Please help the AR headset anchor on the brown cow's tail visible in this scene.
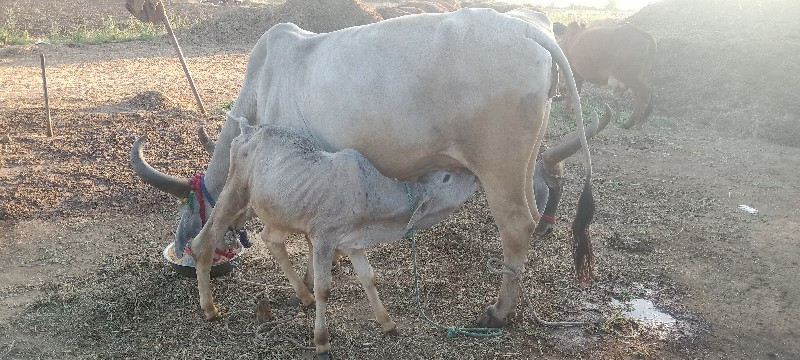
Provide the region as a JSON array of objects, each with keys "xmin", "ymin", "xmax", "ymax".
[{"xmin": 643, "ymin": 30, "xmax": 657, "ymax": 120}]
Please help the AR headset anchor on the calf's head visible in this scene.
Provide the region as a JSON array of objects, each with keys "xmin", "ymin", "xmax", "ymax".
[{"xmin": 406, "ymin": 169, "xmax": 479, "ymax": 231}]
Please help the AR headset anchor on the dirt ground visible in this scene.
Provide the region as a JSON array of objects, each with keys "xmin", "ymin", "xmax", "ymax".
[{"xmin": 1, "ymin": 0, "xmax": 798, "ymax": 359}]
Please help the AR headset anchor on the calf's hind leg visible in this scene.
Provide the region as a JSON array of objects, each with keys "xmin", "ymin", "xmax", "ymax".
[
  {"xmin": 347, "ymin": 248, "xmax": 397, "ymax": 334},
  {"xmin": 263, "ymin": 229, "xmax": 315, "ymax": 307},
  {"xmin": 311, "ymin": 237, "xmax": 337, "ymax": 358}
]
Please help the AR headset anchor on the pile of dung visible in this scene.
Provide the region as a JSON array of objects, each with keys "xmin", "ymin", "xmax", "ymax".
[{"xmin": 115, "ymin": 91, "xmax": 178, "ymax": 112}]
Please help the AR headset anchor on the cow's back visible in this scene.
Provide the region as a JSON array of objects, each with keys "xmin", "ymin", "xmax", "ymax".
[
  {"xmin": 564, "ymin": 23, "xmax": 655, "ymax": 84},
  {"xmin": 230, "ymin": 8, "xmax": 558, "ymax": 180}
]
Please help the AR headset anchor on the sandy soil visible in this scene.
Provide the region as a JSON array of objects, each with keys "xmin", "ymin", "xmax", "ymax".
[{"xmin": 1, "ymin": 0, "xmax": 798, "ymax": 359}]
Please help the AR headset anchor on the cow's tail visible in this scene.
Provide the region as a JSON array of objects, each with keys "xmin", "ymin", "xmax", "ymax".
[{"xmin": 525, "ymin": 26, "xmax": 594, "ymax": 285}]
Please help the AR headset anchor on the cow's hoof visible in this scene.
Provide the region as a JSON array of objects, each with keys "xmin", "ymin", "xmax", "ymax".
[
  {"xmin": 384, "ymin": 327, "xmax": 400, "ymax": 337},
  {"xmin": 315, "ymin": 351, "xmax": 333, "ymax": 360},
  {"xmin": 476, "ymin": 306, "xmax": 507, "ymax": 328}
]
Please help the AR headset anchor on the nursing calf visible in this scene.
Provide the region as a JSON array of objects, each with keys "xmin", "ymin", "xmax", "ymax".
[{"xmin": 188, "ymin": 119, "xmax": 478, "ymax": 357}]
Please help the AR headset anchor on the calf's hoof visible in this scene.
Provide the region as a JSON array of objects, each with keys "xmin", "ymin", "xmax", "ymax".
[
  {"xmin": 287, "ymin": 294, "xmax": 315, "ymax": 308},
  {"xmin": 381, "ymin": 321, "xmax": 399, "ymax": 336},
  {"xmin": 287, "ymin": 295, "xmax": 301, "ymax": 307},
  {"xmin": 315, "ymin": 351, "xmax": 333, "ymax": 360},
  {"xmin": 476, "ymin": 306, "xmax": 507, "ymax": 328}
]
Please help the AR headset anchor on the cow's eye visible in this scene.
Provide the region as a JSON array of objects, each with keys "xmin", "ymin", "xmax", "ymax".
[{"xmin": 442, "ymin": 174, "xmax": 451, "ymax": 183}]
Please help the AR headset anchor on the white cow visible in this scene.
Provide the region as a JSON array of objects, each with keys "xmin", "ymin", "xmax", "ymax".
[{"xmin": 132, "ymin": 8, "xmax": 593, "ymax": 358}]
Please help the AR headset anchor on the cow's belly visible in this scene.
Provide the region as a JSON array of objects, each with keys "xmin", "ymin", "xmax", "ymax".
[{"xmin": 310, "ymin": 118, "xmax": 464, "ymax": 180}]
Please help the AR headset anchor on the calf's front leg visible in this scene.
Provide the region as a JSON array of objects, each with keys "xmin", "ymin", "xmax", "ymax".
[{"xmin": 192, "ymin": 226, "xmax": 220, "ymax": 320}]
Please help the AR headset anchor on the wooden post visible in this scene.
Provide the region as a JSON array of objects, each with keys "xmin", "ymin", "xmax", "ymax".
[
  {"xmin": 160, "ymin": 3, "xmax": 206, "ymax": 115},
  {"xmin": 125, "ymin": 0, "xmax": 206, "ymax": 115},
  {"xmin": 40, "ymin": 53, "xmax": 54, "ymax": 137}
]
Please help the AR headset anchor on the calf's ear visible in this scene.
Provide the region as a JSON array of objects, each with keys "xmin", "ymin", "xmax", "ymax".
[{"xmin": 405, "ymin": 195, "xmax": 434, "ymax": 231}]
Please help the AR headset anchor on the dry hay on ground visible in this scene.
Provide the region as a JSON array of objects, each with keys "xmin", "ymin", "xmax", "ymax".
[
  {"xmin": 178, "ymin": 0, "xmax": 383, "ymax": 49},
  {"xmin": 0, "ymin": 105, "xmax": 208, "ymax": 220},
  {"xmin": 271, "ymin": 0, "xmax": 383, "ymax": 33},
  {"xmin": 376, "ymin": 0, "xmax": 460, "ymax": 19},
  {"xmin": 459, "ymin": 1, "xmax": 541, "ymax": 13}
]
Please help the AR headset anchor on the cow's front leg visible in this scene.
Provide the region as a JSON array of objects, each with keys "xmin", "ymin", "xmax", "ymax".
[
  {"xmin": 347, "ymin": 249, "xmax": 397, "ymax": 334},
  {"xmin": 311, "ymin": 238, "xmax": 336, "ymax": 359}
]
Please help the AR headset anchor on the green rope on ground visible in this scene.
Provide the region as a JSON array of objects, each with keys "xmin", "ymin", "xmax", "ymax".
[{"xmin": 403, "ymin": 182, "xmax": 503, "ymax": 338}]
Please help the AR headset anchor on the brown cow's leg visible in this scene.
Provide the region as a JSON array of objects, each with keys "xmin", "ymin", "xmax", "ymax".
[
  {"xmin": 348, "ymin": 249, "xmax": 397, "ymax": 334},
  {"xmin": 264, "ymin": 230, "xmax": 315, "ymax": 307},
  {"xmin": 622, "ymin": 79, "xmax": 652, "ymax": 129}
]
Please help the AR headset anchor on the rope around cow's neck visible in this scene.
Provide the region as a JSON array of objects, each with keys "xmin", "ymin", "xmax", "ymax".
[{"xmin": 402, "ymin": 182, "xmax": 591, "ymax": 340}]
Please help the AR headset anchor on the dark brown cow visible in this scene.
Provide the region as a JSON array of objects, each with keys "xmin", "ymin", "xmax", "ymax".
[{"xmin": 556, "ymin": 22, "xmax": 656, "ymax": 129}]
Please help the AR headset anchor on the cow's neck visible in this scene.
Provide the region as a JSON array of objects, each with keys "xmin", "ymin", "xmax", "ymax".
[{"xmin": 203, "ymin": 119, "xmax": 242, "ymax": 199}]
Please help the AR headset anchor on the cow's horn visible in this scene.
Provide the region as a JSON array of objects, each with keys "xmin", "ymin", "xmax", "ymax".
[
  {"xmin": 131, "ymin": 135, "xmax": 192, "ymax": 198},
  {"xmin": 543, "ymin": 104, "xmax": 612, "ymax": 164},
  {"xmin": 198, "ymin": 125, "xmax": 215, "ymax": 155}
]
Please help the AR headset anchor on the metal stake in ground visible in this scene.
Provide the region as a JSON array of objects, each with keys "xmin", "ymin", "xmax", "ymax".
[
  {"xmin": 40, "ymin": 53, "xmax": 54, "ymax": 137},
  {"xmin": 125, "ymin": 0, "xmax": 207, "ymax": 114}
]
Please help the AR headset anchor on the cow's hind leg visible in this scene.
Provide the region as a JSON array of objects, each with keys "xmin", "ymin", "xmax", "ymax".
[
  {"xmin": 263, "ymin": 230, "xmax": 315, "ymax": 307},
  {"xmin": 311, "ymin": 237, "xmax": 337, "ymax": 359},
  {"xmin": 347, "ymin": 248, "xmax": 397, "ymax": 334},
  {"xmin": 476, "ymin": 169, "xmax": 537, "ymax": 327},
  {"xmin": 621, "ymin": 78, "xmax": 652, "ymax": 129}
]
